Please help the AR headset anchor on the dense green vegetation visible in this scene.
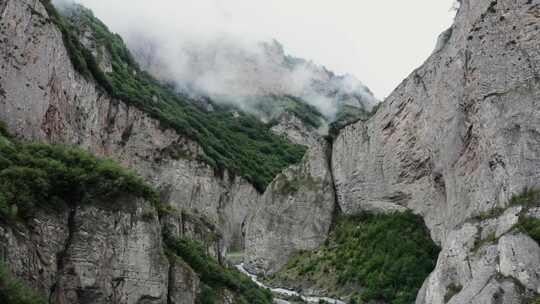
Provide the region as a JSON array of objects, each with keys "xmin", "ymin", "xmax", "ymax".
[
  {"xmin": 471, "ymin": 188, "xmax": 540, "ymax": 253},
  {"xmin": 163, "ymin": 228, "xmax": 272, "ymax": 304},
  {"xmin": 40, "ymin": 1, "xmax": 308, "ymax": 192},
  {"xmin": 0, "ymin": 133, "xmax": 157, "ymax": 220},
  {"xmin": 518, "ymin": 216, "xmax": 540, "ymax": 244},
  {"xmin": 0, "ymin": 263, "xmax": 46, "ymax": 304},
  {"xmin": 267, "ymin": 212, "xmax": 440, "ymax": 304},
  {"xmin": 39, "ymin": 0, "xmax": 111, "ymax": 88},
  {"xmin": 0, "ymin": 122, "xmax": 11, "ymax": 139},
  {"xmin": 510, "ymin": 188, "xmax": 540, "ymax": 245}
]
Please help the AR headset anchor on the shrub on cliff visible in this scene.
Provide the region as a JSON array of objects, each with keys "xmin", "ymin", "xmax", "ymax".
[
  {"xmin": 0, "ymin": 263, "xmax": 46, "ymax": 304},
  {"xmin": 0, "ymin": 137, "xmax": 158, "ymax": 220}
]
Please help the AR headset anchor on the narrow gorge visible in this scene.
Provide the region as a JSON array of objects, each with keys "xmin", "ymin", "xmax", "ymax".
[{"xmin": 1, "ymin": 0, "xmax": 540, "ymax": 303}]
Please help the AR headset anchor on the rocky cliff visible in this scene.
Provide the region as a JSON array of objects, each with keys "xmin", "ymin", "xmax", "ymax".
[
  {"xmin": 244, "ymin": 114, "xmax": 336, "ymax": 275},
  {"xmin": 333, "ymin": 0, "xmax": 540, "ymax": 302},
  {"xmin": 0, "ymin": 0, "xmax": 336, "ymax": 301}
]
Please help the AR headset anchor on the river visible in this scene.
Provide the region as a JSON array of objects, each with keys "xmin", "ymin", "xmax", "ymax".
[{"xmin": 235, "ymin": 264, "xmax": 347, "ymax": 304}]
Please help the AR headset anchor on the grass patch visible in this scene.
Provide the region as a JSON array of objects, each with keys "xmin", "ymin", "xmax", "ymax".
[
  {"xmin": 163, "ymin": 228, "xmax": 272, "ymax": 304},
  {"xmin": 41, "ymin": 2, "xmax": 308, "ymax": 192},
  {"xmin": 276, "ymin": 294, "xmax": 305, "ymax": 303},
  {"xmin": 0, "ymin": 135, "xmax": 158, "ymax": 220},
  {"xmin": 272, "ymin": 168, "xmax": 321, "ymax": 197},
  {"xmin": 466, "ymin": 188, "xmax": 540, "ymax": 254},
  {"xmin": 472, "ymin": 232, "xmax": 499, "ymax": 253},
  {"xmin": 507, "ymin": 189, "xmax": 540, "ymax": 245},
  {"xmin": 516, "ymin": 216, "xmax": 540, "ymax": 244},
  {"xmin": 510, "ymin": 188, "xmax": 540, "ymax": 209},
  {"xmin": 529, "ymin": 294, "xmax": 540, "ymax": 304},
  {"xmin": 246, "ymin": 95, "xmax": 324, "ymax": 129},
  {"xmin": 471, "ymin": 188, "xmax": 540, "ymax": 222},
  {"xmin": 472, "ymin": 207, "xmax": 506, "ymax": 221},
  {"xmin": 268, "ymin": 212, "xmax": 440, "ymax": 304},
  {"xmin": 0, "ymin": 262, "xmax": 46, "ymax": 304},
  {"xmin": 444, "ymin": 283, "xmax": 463, "ymax": 303}
]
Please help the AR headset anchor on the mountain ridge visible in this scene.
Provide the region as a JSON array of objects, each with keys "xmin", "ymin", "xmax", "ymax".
[{"xmin": 1, "ymin": 0, "xmax": 540, "ymax": 303}]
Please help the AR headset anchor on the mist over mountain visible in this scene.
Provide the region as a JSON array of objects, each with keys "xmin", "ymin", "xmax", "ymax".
[{"xmin": 54, "ymin": 0, "xmax": 377, "ymax": 122}]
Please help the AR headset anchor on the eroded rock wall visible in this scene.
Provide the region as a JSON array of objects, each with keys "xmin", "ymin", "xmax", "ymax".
[
  {"xmin": 0, "ymin": 0, "xmax": 258, "ymax": 257},
  {"xmin": 244, "ymin": 114, "xmax": 336, "ymax": 274},
  {"xmin": 0, "ymin": 0, "xmax": 335, "ymax": 288},
  {"xmin": 333, "ymin": 0, "xmax": 540, "ymax": 302},
  {"xmin": 0, "ymin": 197, "xmax": 172, "ymax": 304}
]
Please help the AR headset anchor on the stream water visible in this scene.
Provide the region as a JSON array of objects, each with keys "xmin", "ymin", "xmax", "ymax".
[{"xmin": 235, "ymin": 263, "xmax": 347, "ymax": 304}]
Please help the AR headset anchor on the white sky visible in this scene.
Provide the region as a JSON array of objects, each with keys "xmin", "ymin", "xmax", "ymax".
[{"xmin": 75, "ymin": 0, "xmax": 457, "ymax": 99}]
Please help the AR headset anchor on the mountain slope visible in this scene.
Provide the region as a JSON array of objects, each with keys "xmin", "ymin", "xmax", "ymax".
[
  {"xmin": 0, "ymin": 0, "xmax": 338, "ymax": 295},
  {"xmin": 43, "ymin": 1, "xmax": 309, "ymax": 192}
]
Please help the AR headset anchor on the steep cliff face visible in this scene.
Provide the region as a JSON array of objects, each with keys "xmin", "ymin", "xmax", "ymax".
[
  {"xmin": 0, "ymin": 0, "xmax": 334, "ymax": 285},
  {"xmin": 244, "ymin": 114, "xmax": 336, "ymax": 274},
  {"xmin": 48, "ymin": 198, "xmax": 169, "ymax": 304},
  {"xmin": 333, "ymin": 0, "xmax": 540, "ymax": 243},
  {"xmin": 333, "ymin": 0, "xmax": 540, "ymax": 302},
  {"xmin": 0, "ymin": 0, "xmax": 258, "ymax": 257}
]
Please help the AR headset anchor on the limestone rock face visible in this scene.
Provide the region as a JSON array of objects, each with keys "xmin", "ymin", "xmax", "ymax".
[
  {"xmin": 0, "ymin": 197, "xmax": 169, "ymax": 304},
  {"xmin": 415, "ymin": 210, "xmax": 540, "ymax": 304},
  {"xmin": 333, "ymin": 0, "xmax": 540, "ymax": 302},
  {"xmin": 333, "ymin": 0, "xmax": 540, "ymax": 243},
  {"xmin": 0, "ymin": 0, "xmax": 332, "ymax": 292},
  {"xmin": 498, "ymin": 233, "xmax": 540, "ymax": 293},
  {"xmin": 0, "ymin": 0, "xmax": 258, "ymax": 301},
  {"xmin": 0, "ymin": 0, "xmax": 258, "ymax": 258},
  {"xmin": 168, "ymin": 260, "xmax": 199, "ymax": 304},
  {"xmin": 244, "ymin": 114, "xmax": 336, "ymax": 274},
  {"xmin": 50, "ymin": 197, "xmax": 169, "ymax": 304}
]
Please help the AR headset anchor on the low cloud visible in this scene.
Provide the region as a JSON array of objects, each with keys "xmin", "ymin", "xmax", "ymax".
[{"xmin": 53, "ymin": 0, "xmax": 378, "ymax": 120}]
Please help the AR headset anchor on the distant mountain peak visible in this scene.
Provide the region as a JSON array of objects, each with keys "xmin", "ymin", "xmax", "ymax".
[{"xmin": 127, "ymin": 31, "xmax": 378, "ymax": 121}]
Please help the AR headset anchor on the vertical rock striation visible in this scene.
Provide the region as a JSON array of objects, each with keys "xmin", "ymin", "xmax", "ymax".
[
  {"xmin": 0, "ymin": 0, "xmax": 259, "ymax": 258},
  {"xmin": 332, "ymin": 0, "xmax": 540, "ymax": 302},
  {"xmin": 244, "ymin": 114, "xmax": 336, "ymax": 274},
  {"xmin": 0, "ymin": 0, "xmax": 335, "ymax": 297}
]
